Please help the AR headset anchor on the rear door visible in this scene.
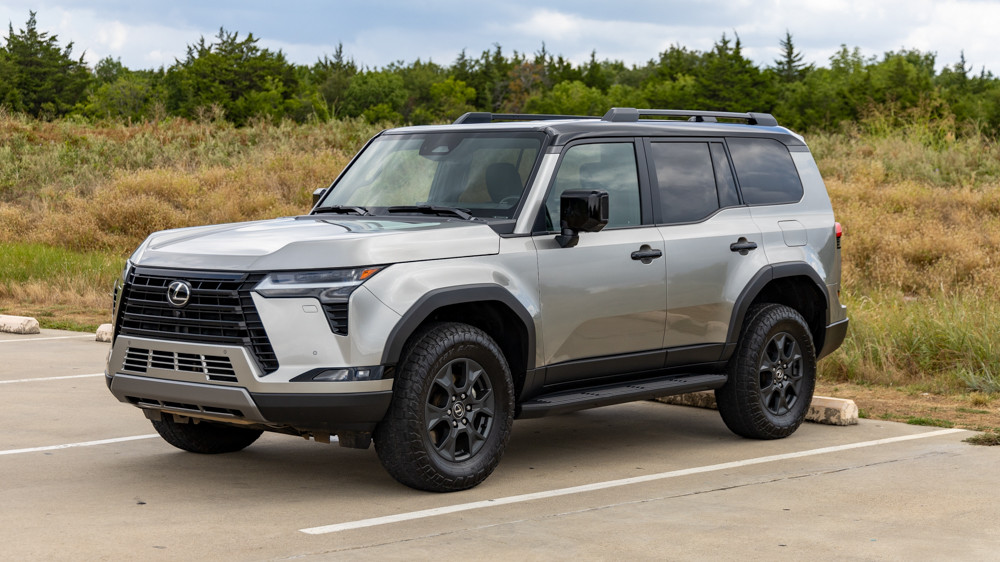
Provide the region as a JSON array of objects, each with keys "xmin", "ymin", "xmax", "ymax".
[{"xmin": 646, "ymin": 139, "xmax": 769, "ymax": 365}]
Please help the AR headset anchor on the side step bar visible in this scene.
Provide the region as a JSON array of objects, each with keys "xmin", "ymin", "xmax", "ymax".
[{"xmin": 517, "ymin": 373, "xmax": 727, "ymax": 419}]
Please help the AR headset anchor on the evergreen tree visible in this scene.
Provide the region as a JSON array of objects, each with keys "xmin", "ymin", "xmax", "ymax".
[
  {"xmin": 311, "ymin": 43, "xmax": 357, "ymax": 115},
  {"xmin": 773, "ymin": 31, "xmax": 812, "ymax": 82},
  {"xmin": 164, "ymin": 28, "xmax": 301, "ymax": 125},
  {"xmin": 0, "ymin": 11, "xmax": 91, "ymax": 117},
  {"xmin": 696, "ymin": 33, "xmax": 772, "ymax": 111}
]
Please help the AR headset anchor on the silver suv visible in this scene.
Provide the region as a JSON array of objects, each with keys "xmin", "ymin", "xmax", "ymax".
[{"xmin": 106, "ymin": 108, "xmax": 848, "ymax": 492}]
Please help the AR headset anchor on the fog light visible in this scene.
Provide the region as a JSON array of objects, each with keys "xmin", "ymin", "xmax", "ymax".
[
  {"xmin": 292, "ymin": 366, "xmax": 384, "ymax": 382},
  {"xmin": 313, "ymin": 369, "xmax": 352, "ymax": 382}
]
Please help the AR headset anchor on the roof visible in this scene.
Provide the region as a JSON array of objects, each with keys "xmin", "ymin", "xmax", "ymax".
[{"xmin": 383, "ymin": 108, "xmax": 807, "ymax": 147}]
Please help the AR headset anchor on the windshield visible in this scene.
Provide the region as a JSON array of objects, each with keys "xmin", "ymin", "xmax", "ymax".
[{"xmin": 318, "ymin": 131, "xmax": 545, "ymax": 219}]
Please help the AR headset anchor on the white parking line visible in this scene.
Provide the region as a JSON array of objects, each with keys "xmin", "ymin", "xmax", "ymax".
[
  {"xmin": 300, "ymin": 428, "xmax": 966, "ymax": 535},
  {"xmin": 0, "ymin": 373, "xmax": 104, "ymax": 384},
  {"xmin": 0, "ymin": 335, "xmax": 95, "ymax": 343},
  {"xmin": 0, "ymin": 434, "xmax": 159, "ymax": 456}
]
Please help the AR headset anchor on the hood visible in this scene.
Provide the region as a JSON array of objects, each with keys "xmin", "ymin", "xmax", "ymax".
[{"xmin": 132, "ymin": 216, "xmax": 501, "ymax": 271}]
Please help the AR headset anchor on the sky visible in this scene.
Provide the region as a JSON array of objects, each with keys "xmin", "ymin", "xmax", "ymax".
[{"xmin": 1, "ymin": 0, "xmax": 998, "ymax": 76}]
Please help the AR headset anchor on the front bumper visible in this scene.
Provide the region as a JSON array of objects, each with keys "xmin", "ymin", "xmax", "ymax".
[{"xmin": 106, "ymin": 335, "xmax": 394, "ymax": 432}]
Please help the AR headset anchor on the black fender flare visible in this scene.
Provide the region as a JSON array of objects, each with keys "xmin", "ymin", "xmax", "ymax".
[
  {"xmin": 380, "ymin": 284, "xmax": 536, "ymax": 369},
  {"xmin": 722, "ymin": 262, "xmax": 829, "ymax": 361}
]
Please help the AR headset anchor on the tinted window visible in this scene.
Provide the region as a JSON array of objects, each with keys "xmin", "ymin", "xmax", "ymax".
[
  {"xmin": 649, "ymin": 142, "xmax": 719, "ymax": 223},
  {"xmin": 710, "ymin": 142, "xmax": 740, "ymax": 208},
  {"xmin": 545, "ymin": 143, "xmax": 641, "ymax": 230},
  {"xmin": 727, "ymin": 138, "xmax": 803, "ymax": 205}
]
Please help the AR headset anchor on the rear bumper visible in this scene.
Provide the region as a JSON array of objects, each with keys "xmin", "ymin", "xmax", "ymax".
[{"xmin": 817, "ymin": 317, "xmax": 849, "ymax": 360}]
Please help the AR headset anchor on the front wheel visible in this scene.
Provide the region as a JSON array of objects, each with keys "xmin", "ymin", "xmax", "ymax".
[
  {"xmin": 373, "ymin": 322, "xmax": 514, "ymax": 492},
  {"xmin": 716, "ymin": 303, "xmax": 816, "ymax": 439}
]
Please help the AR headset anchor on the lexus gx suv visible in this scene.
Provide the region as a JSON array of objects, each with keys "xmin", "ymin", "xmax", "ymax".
[{"xmin": 106, "ymin": 108, "xmax": 848, "ymax": 492}]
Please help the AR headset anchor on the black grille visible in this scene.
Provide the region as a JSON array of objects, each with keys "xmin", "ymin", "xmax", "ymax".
[
  {"xmin": 119, "ymin": 268, "xmax": 278, "ymax": 374},
  {"xmin": 322, "ymin": 303, "xmax": 349, "ymax": 335}
]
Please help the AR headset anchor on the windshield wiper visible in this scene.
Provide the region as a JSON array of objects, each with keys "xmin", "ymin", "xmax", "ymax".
[
  {"xmin": 313, "ymin": 205, "xmax": 371, "ymax": 216},
  {"xmin": 384, "ymin": 205, "xmax": 476, "ymax": 221}
]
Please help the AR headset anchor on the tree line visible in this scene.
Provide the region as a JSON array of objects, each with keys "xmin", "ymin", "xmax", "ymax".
[{"xmin": 2, "ymin": 11, "xmax": 999, "ymax": 134}]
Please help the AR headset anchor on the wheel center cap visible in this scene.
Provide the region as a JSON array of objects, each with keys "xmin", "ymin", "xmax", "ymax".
[{"xmin": 452, "ymin": 402, "xmax": 466, "ymax": 418}]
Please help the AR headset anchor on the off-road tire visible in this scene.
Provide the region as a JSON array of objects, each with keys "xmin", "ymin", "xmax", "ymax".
[
  {"xmin": 373, "ymin": 322, "xmax": 514, "ymax": 492},
  {"xmin": 716, "ymin": 303, "xmax": 816, "ymax": 439},
  {"xmin": 151, "ymin": 416, "xmax": 263, "ymax": 454}
]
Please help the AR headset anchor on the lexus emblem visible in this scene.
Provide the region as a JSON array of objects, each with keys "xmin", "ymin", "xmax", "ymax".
[{"xmin": 166, "ymin": 280, "xmax": 192, "ymax": 308}]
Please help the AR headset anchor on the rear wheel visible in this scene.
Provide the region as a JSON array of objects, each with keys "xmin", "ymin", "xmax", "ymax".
[
  {"xmin": 373, "ymin": 322, "xmax": 514, "ymax": 492},
  {"xmin": 151, "ymin": 416, "xmax": 263, "ymax": 454},
  {"xmin": 716, "ymin": 303, "xmax": 816, "ymax": 439}
]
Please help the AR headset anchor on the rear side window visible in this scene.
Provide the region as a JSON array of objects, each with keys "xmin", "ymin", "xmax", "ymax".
[
  {"xmin": 727, "ymin": 138, "xmax": 803, "ymax": 205},
  {"xmin": 710, "ymin": 143, "xmax": 740, "ymax": 208},
  {"xmin": 649, "ymin": 142, "xmax": 719, "ymax": 224}
]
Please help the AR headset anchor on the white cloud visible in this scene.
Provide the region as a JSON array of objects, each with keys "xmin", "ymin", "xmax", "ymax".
[
  {"xmin": 1, "ymin": 5, "xmax": 209, "ymax": 68},
  {"xmin": 902, "ymin": 0, "xmax": 1000, "ymax": 72},
  {"xmin": 97, "ymin": 21, "xmax": 127, "ymax": 51},
  {"xmin": 510, "ymin": 9, "xmax": 723, "ymax": 65},
  {"xmin": 515, "ymin": 9, "xmax": 584, "ymax": 41}
]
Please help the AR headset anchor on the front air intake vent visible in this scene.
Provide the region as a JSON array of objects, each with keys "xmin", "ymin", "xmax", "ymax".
[
  {"xmin": 322, "ymin": 302, "xmax": 349, "ymax": 335},
  {"xmin": 123, "ymin": 347, "xmax": 239, "ymax": 383}
]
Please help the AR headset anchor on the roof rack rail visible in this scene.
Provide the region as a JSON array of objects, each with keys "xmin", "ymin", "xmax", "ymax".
[
  {"xmin": 453, "ymin": 112, "xmax": 600, "ymax": 125},
  {"xmin": 602, "ymin": 108, "xmax": 779, "ymax": 127}
]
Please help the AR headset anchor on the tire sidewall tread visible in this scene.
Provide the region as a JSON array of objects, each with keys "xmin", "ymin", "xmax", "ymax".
[
  {"xmin": 374, "ymin": 322, "xmax": 514, "ymax": 492},
  {"xmin": 716, "ymin": 303, "xmax": 816, "ymax": 440}
]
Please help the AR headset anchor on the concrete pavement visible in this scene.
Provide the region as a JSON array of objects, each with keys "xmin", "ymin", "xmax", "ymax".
[{"xmin": 1, "ymin": 329, "xmax": 997, "ymax": 560}]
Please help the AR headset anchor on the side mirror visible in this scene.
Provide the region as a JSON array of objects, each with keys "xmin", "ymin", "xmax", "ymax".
[
  {"xmin": 555, "ymin": 190, "xmax": 609, "ymax": 248},
  {"xmin": 312, "ymin": 187, "xmax": 328, "ymax": 207}
]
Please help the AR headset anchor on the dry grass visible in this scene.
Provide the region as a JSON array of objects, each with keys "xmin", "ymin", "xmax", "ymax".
[
  {"xmin": 1, "ymin": 113, "xmax": 999, "ymax": 396},
  {"xmin": 0, "ymin": 114, "xmax": 378, "ymax": 253},
  {"xmin": 809, "ymin": 124, "xmax": 1000, "ymax": 394},
  {"xmin": 0, "ymin": 242, "xmax": 122, "ymax": 331}
]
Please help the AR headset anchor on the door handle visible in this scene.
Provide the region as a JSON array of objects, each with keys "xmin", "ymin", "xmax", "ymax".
[
  {"xmin": 730, "ymin": 238, "xmax": 758, "ymax": 255},
  {"xmin": 631, "ymin": 247, "xmax": 663, "ymax": 264}
]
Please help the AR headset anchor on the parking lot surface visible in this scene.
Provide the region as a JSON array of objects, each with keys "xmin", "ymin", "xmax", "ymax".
[{"xmin": 2, "ymin": 329, "xmax": 999, "ymax": 560}]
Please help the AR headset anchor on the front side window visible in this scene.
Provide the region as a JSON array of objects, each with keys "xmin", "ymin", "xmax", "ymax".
[
  {"xmin": 320, "ymin": 132, "xmax": 544, "ymax": 219},
  {"xmin": 543, "ymin": 143, "xmax": 641, "ymax": 231}
]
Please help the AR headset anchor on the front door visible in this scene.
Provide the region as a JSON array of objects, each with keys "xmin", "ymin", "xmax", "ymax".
[{"xmin": 533, "ymin": 141, "xmax": 666, "ymax": 385}]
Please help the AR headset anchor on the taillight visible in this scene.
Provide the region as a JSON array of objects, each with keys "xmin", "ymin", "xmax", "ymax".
[{"xmin": 835, "ymin": 222, "xmax": 843, "ymax": 249}]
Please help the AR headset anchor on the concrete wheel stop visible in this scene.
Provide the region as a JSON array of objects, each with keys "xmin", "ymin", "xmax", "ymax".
[
  {"xmin": 656, "ymin": 391, "xmax": 859, "ymax": 426},
  {"xmin": 0, "ymin": 315, "xmax": 41, "ymax": 335}
]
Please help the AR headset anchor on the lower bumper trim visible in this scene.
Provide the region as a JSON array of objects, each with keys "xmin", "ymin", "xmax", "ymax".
[
  {"xmin": 818, "ymin": 317, "xmax": 849, "ymax": 360},
  {"xmin": 109, "ymin": 374, "xmax": 393, "ymax": 432},
  {"xmin": 252, "ymin": 391, "xmax": 393, "ymax": 432}
]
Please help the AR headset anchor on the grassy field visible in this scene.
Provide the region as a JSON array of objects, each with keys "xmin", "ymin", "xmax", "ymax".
[{"xmin": 1, "ymin": 111, "xmax": 998, "ymax": 409}]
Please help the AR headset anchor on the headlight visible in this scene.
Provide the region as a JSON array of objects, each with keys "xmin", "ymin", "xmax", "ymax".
[{"xmin": 253, "ymin": 267, "xmax": 383, "ymax": 303}]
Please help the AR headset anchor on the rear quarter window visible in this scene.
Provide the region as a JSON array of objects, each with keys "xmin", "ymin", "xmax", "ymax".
[{"xmin": 727, "ymin": 138, "xmax": 803, "ymax": 205}]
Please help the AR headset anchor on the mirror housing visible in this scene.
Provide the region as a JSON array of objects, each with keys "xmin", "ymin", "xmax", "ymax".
[
  {"xmin": 312, "ymin": 187, "xmax": 328, "ymax": 207},
  {"xmin": 555, "ymin": 190, "xmax": 609, "ymax": 248}
]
